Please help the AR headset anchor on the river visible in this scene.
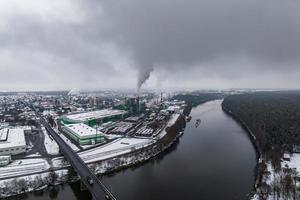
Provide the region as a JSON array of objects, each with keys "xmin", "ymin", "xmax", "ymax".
[{"xmin": 14, "ymin": 100, "xmax": 257, "ymax": 200}]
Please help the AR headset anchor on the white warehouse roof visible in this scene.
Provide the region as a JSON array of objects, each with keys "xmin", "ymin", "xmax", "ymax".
[
  {"xmin": 65, "ymin": 123, "xmax": 104, "ymax": 137},
  {"xmin": 0, "ymin": 128, "xmax": 26, "ymax": 150},
  {"xmin": 65, "ymin": 109, "xmax": 127, "ymax": 122}
]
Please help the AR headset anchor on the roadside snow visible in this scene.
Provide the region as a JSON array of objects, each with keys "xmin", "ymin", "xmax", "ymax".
[
  {"xmin": 25, "ymin": 152, "xmax": 42, "ymax": 158},
  {"xmin": 52, "ymin": 127, "xmax": 80, "ymax": 152},
  {"xmin": 42, "ymin": 126, "xmax": 60, "ymax": 155}
]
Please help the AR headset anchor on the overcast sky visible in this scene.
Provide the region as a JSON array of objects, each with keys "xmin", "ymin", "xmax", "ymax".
[{"xmin": 0, "ymin": 0, "xmax": 300, "ymax": 91}]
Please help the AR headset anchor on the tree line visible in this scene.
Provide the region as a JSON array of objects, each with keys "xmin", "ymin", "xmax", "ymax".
[{"xmin": 222, "ymin": 91, "xmax": 300, "ymax": 155}]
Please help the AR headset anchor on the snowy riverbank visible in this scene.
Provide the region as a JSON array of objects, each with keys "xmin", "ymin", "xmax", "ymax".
[
  {"xmin": 0, "ymin": 113, "xmax": 185, "ymax": 198},
  {"xmin": 251, "ymin": 153, "xmax": 300, "ymax": 200}
]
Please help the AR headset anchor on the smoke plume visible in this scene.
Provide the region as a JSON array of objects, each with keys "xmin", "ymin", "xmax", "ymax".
[{"xmin": 137, "ymin": 66, "xmax": 153, "ymax": 90}]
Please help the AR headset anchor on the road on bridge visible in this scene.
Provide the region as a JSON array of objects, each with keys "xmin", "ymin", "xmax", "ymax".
[{"xmin": 30, "ymin": 105, "xmax": 117, "ymax": 200}]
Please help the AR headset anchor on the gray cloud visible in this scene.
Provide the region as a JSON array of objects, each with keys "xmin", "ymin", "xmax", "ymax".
[
  {"xmin": 0, "ymin": 0, "xmax": 300, "ymax": 90},
  {"xmin": 0, "ymin": 2, "xmax": 136, "ymax": 90},
  {"xmin": 98, "ymin": 0, "xmax": 300, "ymax": 85}
]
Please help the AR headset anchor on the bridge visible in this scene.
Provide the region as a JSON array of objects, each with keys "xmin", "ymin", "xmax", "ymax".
[{"xmin": 29, "ymin": 104, "xmax": 117, "ymax": 200}]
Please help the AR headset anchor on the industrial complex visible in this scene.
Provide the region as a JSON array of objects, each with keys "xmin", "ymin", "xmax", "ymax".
[{"xmin": 0, "ymin": 91, "xmax": 188, "ymax": 198}]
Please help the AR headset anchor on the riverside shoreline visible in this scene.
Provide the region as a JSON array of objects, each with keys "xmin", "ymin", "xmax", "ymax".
[
  {"xmin": 0, "ymin": 114, "xmax": 187, "ymax": 199},
  {"xmin": 221, "ymin": 102, "xmax": 262, "ymax": 198}
]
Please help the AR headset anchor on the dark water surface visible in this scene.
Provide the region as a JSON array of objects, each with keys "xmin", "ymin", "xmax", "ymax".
[{"xmin": 18, "ymin": 100, "xmax": 257, "ymax": 200}]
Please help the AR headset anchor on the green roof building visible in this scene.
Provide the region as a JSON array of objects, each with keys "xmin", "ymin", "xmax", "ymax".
[{"xmin": 61, "ymin": 123, "xmax": 106, "ymax": 145}]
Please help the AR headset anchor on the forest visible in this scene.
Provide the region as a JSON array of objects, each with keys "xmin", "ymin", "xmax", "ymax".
[
  {"xmin": 222, "ymin": 91, "xmax": 300, "ymax": 199},
  {"xmin": 222, "ymin": 91, "xmax": 300, "ymax": 155}
]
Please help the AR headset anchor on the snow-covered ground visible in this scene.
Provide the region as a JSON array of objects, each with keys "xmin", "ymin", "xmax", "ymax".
[
  {"xmin": 25, "ymin": 152, "xmax": 42, "ymax": 158},
  {"xmin": 251, "ymin": 153, "xmax": 300, "ymax": 200},
  {"xmin": 42, "ymin": 126, "xmax": 60, "ymax": 155},
  {"xmin": 26, "ymin": 140, "xmax": 34, "ymax": 152},
  {"xmin": 282, "ymin": 153, "xmax": 300, "ymax": 171},
  {"xmin": 79, "ymin": 137, "xmax": 154, "ymax": 163},
  {"xmin": 51, "ymin": 137, "xmax": 154, "ymax": 168},
  {"xmin": 0, "ymin": 158, "xmax": 50, "ymax": 179},
  {"xmin": 0, "ymin": 169, "xmax": 68, "ymax": 198}
]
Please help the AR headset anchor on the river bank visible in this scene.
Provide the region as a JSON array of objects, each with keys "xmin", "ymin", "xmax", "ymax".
[
  {"xmin": 221, "ymin": 102, "xmax": 263, "ymax": 197},
  {"xmin": 0, "ymin": 114, "xmax": 187, "ymax": 198},
  {"xmin": 99, "ymin": 100, "xmax": 256, "ymax": 200},
  {"xmin": 2, "ymin": 100, "xmax": 257, "ymax": 200},
  {"xmin": 222, "ymin": 100, "xmax": 300, "ymax": 200}
]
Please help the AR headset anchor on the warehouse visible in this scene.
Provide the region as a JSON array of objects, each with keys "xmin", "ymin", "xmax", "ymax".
[
  {"xmin": 61, "ymin": 109, "xmax": 127, "ymax": 126},
  {"xmin": 61, "ymin": 123, "xmax": 106, "ymax": 145},
  {"xmin": 0, "ymin": 128, "xmax": 27, "ymax": 156}
]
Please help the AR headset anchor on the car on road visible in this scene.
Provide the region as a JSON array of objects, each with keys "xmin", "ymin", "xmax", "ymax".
[{"xmin": 86, "ymin": 176, "xmax": 94, "ymax": 186}]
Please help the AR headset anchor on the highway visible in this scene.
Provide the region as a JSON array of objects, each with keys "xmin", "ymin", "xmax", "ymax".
[{"xmin": 30, "ymin": 105, "xmax": 117, "ymax": 200}]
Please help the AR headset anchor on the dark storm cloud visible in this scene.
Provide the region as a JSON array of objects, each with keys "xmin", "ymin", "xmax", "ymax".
[
  {"xmin": 0, "ymin": 0, "xmax": 300, "ymax": 90},
  {"xmin": 94, "ymin": 0, "xmax": 300, "ymax": 88}
]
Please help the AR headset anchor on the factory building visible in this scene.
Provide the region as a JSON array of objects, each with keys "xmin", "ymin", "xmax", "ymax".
[
  {"xmin": 0, "ymin": 128, "xmax": 27, "ymax": 156},
  {"xmin": 61, "ymin": 123, "xmax": 106, "ymax": 145},
  {"xmin": 126, "ymin": 97, "xmax": 146, "ymax": 115},
  {"xmin": 61, "ymin": 109, "xmax": 127, "ymax": 127}
]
